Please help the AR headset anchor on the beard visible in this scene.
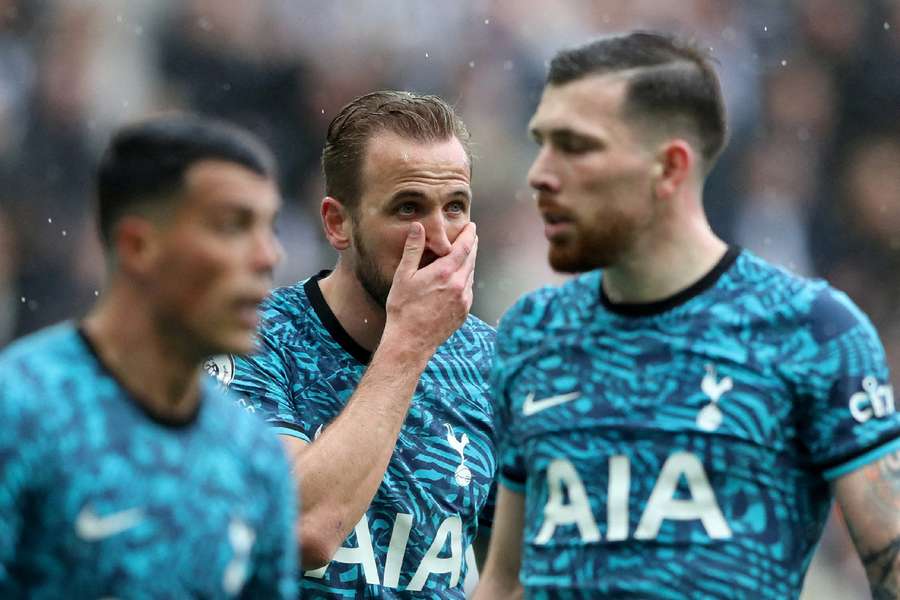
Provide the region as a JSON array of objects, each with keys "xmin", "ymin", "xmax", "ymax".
[
  {"xmin": 548, "ymin": 209, "xmax": 638, "ymax": 273},
  {"xmin": 352, "ymin": 228, "xmax": 393, "ymax": 308}
]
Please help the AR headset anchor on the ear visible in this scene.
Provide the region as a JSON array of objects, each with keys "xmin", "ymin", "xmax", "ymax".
[
  {"xmin": 321, "ymin": 196, "xmax": 352, "ymax": 251},
  {"xmin": 112, "ymin": 216, "xmax": 160, "ymax": 276},
  {"xmin": 653, "ymin": 140, "xmax": 694, "ymax": 200}
]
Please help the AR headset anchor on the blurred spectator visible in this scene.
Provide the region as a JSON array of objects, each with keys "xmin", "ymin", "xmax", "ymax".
[{"xmin": 0, "ymin": 5, "xmax": 896, "ymax": 595}]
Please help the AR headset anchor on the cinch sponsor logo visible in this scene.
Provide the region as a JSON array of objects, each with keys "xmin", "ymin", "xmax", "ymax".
[{"xmin": 848, "ymin": 376, "xmax": 895, "ymax": 424}]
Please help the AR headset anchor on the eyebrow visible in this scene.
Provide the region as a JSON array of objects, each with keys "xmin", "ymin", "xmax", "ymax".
[{"xmin": 391, "ymin": 189, "xmax": 471, "ymax": 202}]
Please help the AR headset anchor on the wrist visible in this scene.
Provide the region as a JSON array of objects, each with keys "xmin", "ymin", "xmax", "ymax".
[{"xmin": 375, "ymin": 328, "xmax": 435, "ymax": 371}]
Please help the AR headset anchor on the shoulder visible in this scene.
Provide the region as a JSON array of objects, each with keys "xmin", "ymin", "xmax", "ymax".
[
  {"xmin": 497, "ymin": 272, "xmax": 597, "ymax": 345},
  {"xmin": 201, "ymin": 380, "xmax": 286, "ymax": 458},
  {"xmin": 451, "ymin": 314, "xmax": 497, "ymax": 349},
  {"xmin": 255, "ymin": 281, "xmax": 314, "ymax": 339},
  {"xmin": 0, "ymin": 324, "xmax": 87, "ymax": 438},
  {"xmin": 730, "ymin": 250, "xmax": 873, "ymax": 342},
  {"xmin": 0, "ymin": 323, "xmax": 85, "ymax": 394}
]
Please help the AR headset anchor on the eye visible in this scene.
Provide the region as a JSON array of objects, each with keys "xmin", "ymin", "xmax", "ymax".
[
  {"xmin": 557, "ymin": 138, "xmax": 593, "ymax": 155},
  {"xmin": 396, "ymin": 202, "xmax": 417, "ymax": 217},
  {"xmin": 445, "ymin": 201, "xmax": 466, "ymax": 215},
  {"xmin": 215, "ymin": 216, "xmax": 247, "ymax": 234}
]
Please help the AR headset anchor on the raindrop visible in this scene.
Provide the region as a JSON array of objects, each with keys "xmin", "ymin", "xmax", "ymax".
[
  {"xmin": 425, "ymin": 52, "xmax": 430, "ymax": 58},
  {"xmin": 116, "ymin": 14, "xmax": 123, "ymax": 24},
  {"xmin": 484, "ymin": 19, "xmax": 490, "ymax": 25},
  {"xmin": 94, "ymin": 290, "xmax": 100, "ymax": 297},
  {"xmin": 20, "ymin": 297, "xmax": 25, "ymax": 303},
  {"xmin": 468, "ymin": 61, "xmax": 475, "ymax": 68},
  {"xmin": 320, "ymin": 108, "xmax": 325, "ymax": 115},
  {"xmin": 780, "ymin": 59, "xmax": 787, "ymax": 67},
  {"xmin": 763, "ymin": 25, "xmax": 768, "ymax": 32},
  {"xmin": 47, "ymin": 217, "xmax": 52, "ymax": 224},
  {"xmin": 885, "ymin": 22, "xmax": 892, "ymax": 30},
  {"xmin": 363, "ymin": 318, "xmax": 368, "ymax": 324},
  {"xmin": 61, "ymin": 230, "xmax": 67, "ymax": 237}
]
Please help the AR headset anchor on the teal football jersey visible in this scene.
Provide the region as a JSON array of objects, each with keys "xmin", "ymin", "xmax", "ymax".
[
  {"xmin": 0, "ymin": 324, "xmax": 298, "ymax": 599},
  {"xmin": 493, "ymin": 248, "xmax": 899, "ymax": 599},
  {"xmin": 230, "ymin": 271, "xmax": 497, "ymax": 598}
]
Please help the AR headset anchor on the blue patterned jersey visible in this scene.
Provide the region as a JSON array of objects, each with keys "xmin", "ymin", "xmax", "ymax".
[
  {"xmin": 0, "ymin": 324, "xmax": 298, "ymax": 599},
  {"xmin": 493, "ymin": 247, "xmax": 899, "ymax": 599},
  {"xmin": 229, "ymin": 271, "xmax": 497, "ymax": 598}
]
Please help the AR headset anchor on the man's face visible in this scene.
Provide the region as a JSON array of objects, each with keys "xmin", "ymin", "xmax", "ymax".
[
  {"xmin": 148, "ymin": 160, "xmax": 282, "ymax": 356},
  {"xmin": 348, "ymin": 131, "xmax": 471, "ymax": 306},
  {"xmin": 527, "ymin": 75, "xmax": 658, "ymax": 273}
]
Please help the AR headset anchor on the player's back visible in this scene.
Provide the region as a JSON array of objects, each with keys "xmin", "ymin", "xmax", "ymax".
[
  {"xmin": 494, "ymin": 248, "xmax": 899, "ymax": 599},
  {"xmin": 0, "ymin": 324, "xmax": 297, "ymax": 599}
]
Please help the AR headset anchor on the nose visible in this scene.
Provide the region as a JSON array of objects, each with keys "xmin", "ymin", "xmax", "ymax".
[
  {"xmin": 253, "ymin": 229, "xmax": 283, "ymax": 273},
  {"xmin": 527, "ymin": 147, "xmax": 561, "ymax": 195},
  {"xmin": 420, "ymin": 212, "xmax": 452, "ymax": 257}
]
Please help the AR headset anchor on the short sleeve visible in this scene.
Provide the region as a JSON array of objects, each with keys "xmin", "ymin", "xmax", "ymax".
[
  {"xmin": 230, "ymin": 316, "xmax": 311, "ymax": 443},
  {"xmin": 0, "ymin": 363, "xmax": 47, "ymax": 586},
  {"xmin": 792, "ymin": 288, "xmax": 900, "ymax": 480},
  {"xmin": 241, "ymin": 438, "xmax": 298, "ymax": 599}
]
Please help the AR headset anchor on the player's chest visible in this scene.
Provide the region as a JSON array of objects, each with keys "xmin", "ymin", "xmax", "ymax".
[
  {"xmin": 508, "ymin": 331, "xmax": 794, "ymax": 449},
  {"xmin": 304, "ymin": 366, "xmax": 496, "ymax": 507},
  {"xmin": 39, "ymin": 427, "xmax": 270, "ymax": 595}
]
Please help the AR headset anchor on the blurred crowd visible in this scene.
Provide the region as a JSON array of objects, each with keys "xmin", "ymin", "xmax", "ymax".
[{"xmin": 1, "ymin": 1, "xmax": 898, "ymax": 597}]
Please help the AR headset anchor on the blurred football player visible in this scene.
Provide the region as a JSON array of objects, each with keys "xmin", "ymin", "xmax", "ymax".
[{"xmin": 0, "ymin": 115, "xmax": 297, "ymax": 598}]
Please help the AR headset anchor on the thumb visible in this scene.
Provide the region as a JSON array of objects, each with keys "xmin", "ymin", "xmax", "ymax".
[{"xmin": 395, "ymin": 222, "xmax": 425, "ymax": 280}]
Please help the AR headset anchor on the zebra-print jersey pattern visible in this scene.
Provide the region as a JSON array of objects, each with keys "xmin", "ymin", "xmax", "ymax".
[
  {"xmin": 494, "ymin": 248, "xmax": 899, "ymax": 599},
  {"xmin": 231, "ymin": 272, "xmax": 496, "ymax": 598}
]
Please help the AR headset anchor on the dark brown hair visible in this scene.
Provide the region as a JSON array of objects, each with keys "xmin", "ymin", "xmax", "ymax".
[
  {"xmin": 96, "ymin": 113, "xmax": 276, "ymax": 248},
  {"xmin": 548, "ymin": 31, "xmax": 727, "ymax": 171},
  {"xmin": 321, "ymin": 91, "xmax": 471, "ymax": 211}
]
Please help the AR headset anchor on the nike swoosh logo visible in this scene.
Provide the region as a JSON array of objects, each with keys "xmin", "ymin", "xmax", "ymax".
[
  {"xmin": 75, "ymin": 504, "xmax": 145, "ymax": 541},
  {"xmin": 522, "ymin": 391, "xmax": 581, "ymax": 416}
]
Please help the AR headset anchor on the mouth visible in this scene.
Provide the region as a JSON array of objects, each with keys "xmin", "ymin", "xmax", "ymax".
[
  {"xmin": 541, "ymin": 212, "xmax": 576, "ymax": 241},
  {"xmin": 233, "ymin": 292, "xmax": 268, "ymax": 328}
]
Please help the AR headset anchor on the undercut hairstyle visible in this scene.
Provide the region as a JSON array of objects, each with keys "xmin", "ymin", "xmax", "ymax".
[
  {"xmin": 96, "ymin": 114, "xmax": 276, "ymax": 248},
  {"xmin": 548, "ymin": 31, "xmax": 727, "ymax": 171},
  {"xmin": 322, "ymin": 90, "xmax": 471, "ymax": 213}
]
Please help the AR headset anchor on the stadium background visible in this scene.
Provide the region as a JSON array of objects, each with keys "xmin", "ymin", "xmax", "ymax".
[{"xmin": 1, "ymin": 1, "xmax": 898, "ymax": 597}]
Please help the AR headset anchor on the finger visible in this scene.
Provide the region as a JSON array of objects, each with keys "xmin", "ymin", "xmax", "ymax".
[
  {"xmin": 441, "ymin": 222, "xmax": 477, "ymax": 270},
  {"xmin": 394, "ymin": 222, "xmax": 426, "ymax": 281},
  {"xmin": 459, "ymin": 234, "xmax": 478, "ymax": 280}
]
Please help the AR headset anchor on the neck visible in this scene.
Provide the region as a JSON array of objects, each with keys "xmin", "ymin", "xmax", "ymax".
[
  {"xmin": 318, "ymin": 262, "xmax": 386, "ymax": 352},
  {"xmin": 602, "ymin": 193, "xmax": 728, "ymax": 304},
  {"xmin": 82, "ymin": 282, "xmax": 203, "ymax": 423}
]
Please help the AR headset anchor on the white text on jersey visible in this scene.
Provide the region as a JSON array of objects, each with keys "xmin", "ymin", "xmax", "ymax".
[{"xmin": 536, "ymin": 452, "xmax": 732, "ymax": 544}]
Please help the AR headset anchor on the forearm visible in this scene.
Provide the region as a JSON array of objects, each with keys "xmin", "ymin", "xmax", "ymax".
[
  {"xmin": 471, "ymin": 573, "xmax": 523, "ymax": 600},
  {"xmin": 834, "ymin": 449, "xmax": 900, "ymax": 600},
  {"xmin": 294, "ymin": 337, "xmax": 431, "ymax": 566}
]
